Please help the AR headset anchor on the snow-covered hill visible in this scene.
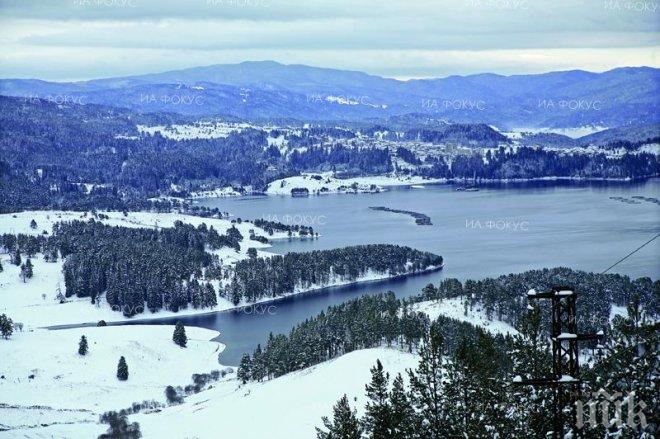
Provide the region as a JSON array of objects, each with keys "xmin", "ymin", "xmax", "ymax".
[
  {"xmin": 411, "ymin": 298, "xmax": 518, "ymax": 336},
  {"xmin": 0, "ymin": 210, "xmax": 288, "ymax": 327},
  {"xmin": 14, "ymin": 347, "xmax": 418, "ymax": 438},
  {"xmin": 0, "ymin": 325, "xmax": 224, "ymax": 435}
]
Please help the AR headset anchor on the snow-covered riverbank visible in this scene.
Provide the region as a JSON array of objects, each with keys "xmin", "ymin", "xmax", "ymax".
[{"xmin": 266, "ymin": 172, "xmax": 445, "ymax": 195}]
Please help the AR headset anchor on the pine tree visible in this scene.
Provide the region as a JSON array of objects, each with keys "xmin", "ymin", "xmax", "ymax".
[
  {"xmin": 78, "ymin": 335, "xmax": 88, "ymax": 355},
  {"xmin": 583, "ymin": 298, "xmax": 658, "ymax": 437},
  {"xmin": 363, "ymin": 359, "xmax": 392, "ymax": 438},
  {"xmin": 0, "ymin": 314, "xmax": 13, "ymax": 339},
  {"xmin": 509, "ymin": 304, "xmax": 553, "ymax": 437},
  {"xmin": 173, "ymin": 321, "xmax": 187, "ymax": 347},
  {"xmin": 316, "ymin": 394, "xmax": 363, "ymax": 439},
  {"xmin": 445, "ymin": 331, "xmax": 510, "ymax": 438},
  {"xmin": 389, "ymin": 374, "xmax": 415, "ymax": 438},
  {"xmin": 117, "ymin": 356, "xmax": 129, "ymax": 381},
  {"xmin": 12, "ymin": 248, "xmax": 21, "ymax": 266},
  {"xmin": 251, "ymin": 344, "xmax": 266, "ymax": 381},
  {"xmin": 237, "ymin": 353, "xmax": 252, "ymax": 384},
  {"xmin": 407, "ymin": 321, "xmax": 447, "ymax": 438},
  {"xmin": 30, "ymin": 219, "xmax": 37, "ymax": 229},
  {"xmin": 20, "ymin": 258, "xmax": 33, "ymax": 282},
  {"xmin": 0, "ymin": 259, "xmax": 3, "ymax": 272},
  {"xmin": 203, "ymin": 282, "xmax": 217, "ymax": 308}
]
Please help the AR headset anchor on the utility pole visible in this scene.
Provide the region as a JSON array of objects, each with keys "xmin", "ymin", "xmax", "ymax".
[{"xmin": 513, "ymin": 286, "xmax": 603, "ymax": 438}]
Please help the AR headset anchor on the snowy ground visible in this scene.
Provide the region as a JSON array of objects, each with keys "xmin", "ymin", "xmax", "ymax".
[
  {"xmin": 21, "ymin": 347, "xmax": 419, "ymax": 439},
  {"xmin": 0, "ymin": 325, "xmax": 224, "ymax": 435},
  {"xmin": 266, "ymin": 172, "xmax": 445, "ymax": 195},
  {"xmin": 0, "ymin": 210, "xmax": 290, "ymax": 327},
  {"xmin": 411, "ymin": 298, "xmax": 518, "ymax": 336},
  {"xmin": 0, "ymin": 210, "xmax": 285, "ymax": 241},
  {"xmin": 136, "ymin": 122, "xmax": 253, "ymax": 140}
]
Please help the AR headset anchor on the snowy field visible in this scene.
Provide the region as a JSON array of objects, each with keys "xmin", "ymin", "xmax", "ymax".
[
  {"xmin": 266, "ymin": 172, "xmax": 445, "ymax": 195},
  {"xmin": 21, "ymin": 347, "xmax": 418, "ymax": 439},
  {"xmin": 0, "ymin": 210, "xmax": 292, "ymax": 327},
  {"xmin": 412, "ymin": 298, "xmax": 518, "ymax": 336},
  {"xmin": 0, "ymin": 325, "xmax": 224, "ymax": 435},
  {"xmin": 0, "ymin": 210, "xmax": 286, "ymax": 241},
  {"xmin": 136, "ymin": 122, "xmax": 253, "ymax": 140}
]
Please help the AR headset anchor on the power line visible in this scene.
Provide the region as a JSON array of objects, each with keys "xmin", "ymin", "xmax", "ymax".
[{"xmin": 601, "ymin": 232, "xmax": 660, "ymax": 274}]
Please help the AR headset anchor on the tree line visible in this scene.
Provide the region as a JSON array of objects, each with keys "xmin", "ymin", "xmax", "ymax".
[
  {"xmin": 316, "ymin": 295, "xmax": 658, "ymax": 438},
  {"xmin": 1, "ymin": 220, "xmax": 441, "ymax": 317},
  {"xmin": 227, "ymin": 245, "xmax": 442, "ymax": 305},
  {"xmin": 237, "ymin": 292, "xmax": 510, "ymax": 383}
]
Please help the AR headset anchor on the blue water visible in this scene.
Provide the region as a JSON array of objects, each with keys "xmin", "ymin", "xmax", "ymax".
[{"xmin": 131, "ymin": 180, "xmax": 660, "ymax": 365}]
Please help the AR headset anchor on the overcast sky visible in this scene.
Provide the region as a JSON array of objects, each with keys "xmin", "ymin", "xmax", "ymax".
[{"xmin": 0, "ymin": 0, "xmax": 658, "ymax": 81}]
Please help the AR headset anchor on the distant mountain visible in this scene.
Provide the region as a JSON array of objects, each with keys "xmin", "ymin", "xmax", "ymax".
[
  {"xmin": 1, "ymin": 62, "xmax": 658, "ymax": 128},
  {"xmin": 578, "ymin": 123, "xmax": 660, "ymax": 147}
]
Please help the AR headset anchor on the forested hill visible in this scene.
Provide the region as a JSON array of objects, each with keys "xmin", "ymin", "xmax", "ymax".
[
  {"xmin": 1, "ymin": 95, "xmax": 658, "ymax": 213},
  {"xmin": 2, "ymin": 221, "xmax": 442, "ymax": 317},
  {"xmin": 238, "ymin": 267, "xmax": 658, "ymax": 383},
  {"xmin": 2, "ymin": 62, "xmax": 658, "ymax": 128}
]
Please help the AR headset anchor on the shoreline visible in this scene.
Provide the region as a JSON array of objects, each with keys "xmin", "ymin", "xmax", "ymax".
[
  {"xmin": 44, "ymin": 264, "xmax": 444, "ymax": 330},
  {"xmin": 192, "ymin": 174, "xmax": 659, "ymax": 200}
]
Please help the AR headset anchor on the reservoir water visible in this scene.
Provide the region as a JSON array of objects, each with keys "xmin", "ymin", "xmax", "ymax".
[{"xmin": 130, "ymin": 180, "xmax": 660, "ymax": 365}]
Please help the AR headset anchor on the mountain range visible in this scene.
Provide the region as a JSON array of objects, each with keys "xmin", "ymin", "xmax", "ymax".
[{"xmin": 1, "ymin": 61, "xmax": 658, "ymax": 129}]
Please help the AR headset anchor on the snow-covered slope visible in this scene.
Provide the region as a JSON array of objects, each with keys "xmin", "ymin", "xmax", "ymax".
[
  {"xmin": 27, "ymin": 347, "xmax": 418, "ymax": 439},
  {"xmin": 0, "ymin": 325, "xmax": 224, "ymax": 434},
  {"xmin": 411, "ymin": 298, "xmax": 518, "ymax": 336},
  {"xmin": 0, "ymin": 210, "xmax": 283, "ymax": 241},
  {"xmin": 266, "ymin": 172, "xmax": 444, "ymax": 195}
]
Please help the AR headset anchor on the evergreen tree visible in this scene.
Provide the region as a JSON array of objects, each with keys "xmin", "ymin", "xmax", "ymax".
[
  {"xmin": 203, "ymin": 282, "xmax": 217, "ymax": 308},
  {"xmin": 0, "ymin": 314, "xmax": 13, "ymax": 339},
  {"xmin": 0, "ymin": 259, "xmax": 3, "ymax": 272},
  {"xmin": 237, "ymin": 354, "xmax": 252, "ymax": 384},
  {"xmin": 78, "ymin": 335, "xmax": 88, "ymax": 355},
  {"xmin": 509, "ymin": 304, "xmax": 553, "ymax": 437},
  {"xmin": 30, "ymin": 219, "xmax": 37, "ymax": 229},
  {"xmin": 422, "ymin": 283, "xmax": 437, "ymax": 299},
  {"xmin": 363, "ymin": 359, "xmax": 392, "ymax": 438},
  {"xmin": 251, "ymin": 344, "xmax": 266, "ymax": 381},
  {"xmin": 316, "ymin": 394, "xmax": 363, "ymax": 439},
  {"xmin": 20, "ymin": 258, "xmax": 33, "ymax": 282},
  {"xmin": 407, "ymin": 321, "xmax": 447, "ymax": 438},
  {"xmin": 389, "ymin": 374, "xmax": 415, "ymax": 439},
  {"xmin": 117, "ymin": 356, "xmax": 129, "ymax": 381},
  {"xmin": 12, "ymin": 248, "xmax": 21, "ymax": 266},
  {"xmin": 173, "ymin": 321, "xmax": 187, "ymax": 347},
  {"xmin": 445, "ymin": 331, "xmax": 510, "ymax": 438},
  {"xmin": 583, "ymin": 298, "xmax": 659, "ymax": 437}
]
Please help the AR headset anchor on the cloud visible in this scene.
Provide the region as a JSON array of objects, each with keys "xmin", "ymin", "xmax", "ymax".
[{"xmin": 0, "ymin": 0, "xmax": 658, "ymax": 79}]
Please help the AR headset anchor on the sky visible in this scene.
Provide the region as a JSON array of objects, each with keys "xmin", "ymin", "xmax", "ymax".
[{"xmin": 0, "ymin": 0, "xmax": 658, "ymax": 81}]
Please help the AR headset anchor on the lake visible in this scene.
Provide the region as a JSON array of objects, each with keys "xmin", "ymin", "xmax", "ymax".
[{"xmin": 136, "ymin": 179, "xmax": 660, "ymax": 365}]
